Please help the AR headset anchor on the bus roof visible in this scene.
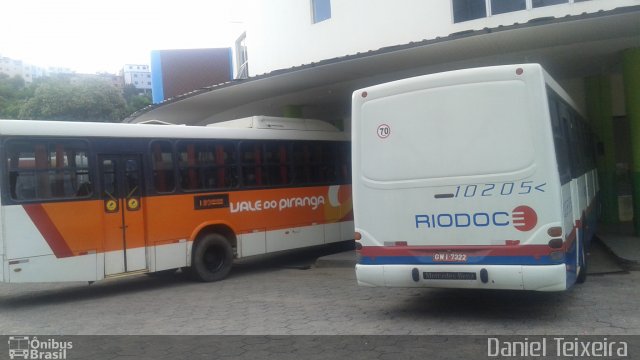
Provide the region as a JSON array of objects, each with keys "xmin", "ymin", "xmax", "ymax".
[
  {"xmin": 0, "ymin": 117, "xmax": 348, "ymax": 142},
  {"xmin": 539, "ymin": 66, "xmax": 585, "ymax": 118}
]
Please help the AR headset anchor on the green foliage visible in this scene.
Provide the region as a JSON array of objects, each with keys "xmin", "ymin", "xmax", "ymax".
[
  {"xmin": 19, "ymin": 77, "xmax": 128, "ymax": 122},
  {"xmin": 0, "ymin": 74, "xmax": 29, "ymax": 119},
  {"xmin": 122, "ymin": 84, "xmax": 152, "ymax": 115},
  {"xmin": 0, "ymin": 74, "xmax": 139, "ymax": 122}
]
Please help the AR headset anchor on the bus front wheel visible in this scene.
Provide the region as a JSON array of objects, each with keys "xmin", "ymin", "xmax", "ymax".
[{"xmin": 190, "ymin": 233, "xmax": 233, "ymax": 282}]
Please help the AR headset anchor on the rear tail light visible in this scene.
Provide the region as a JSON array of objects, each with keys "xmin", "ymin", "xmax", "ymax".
[
  {"xmin": 547, "ymin": 227, "xmax": 563, "ymax": 237},
  {"xmin": 548, "ymin": 238, "xmax": 564, "ymax": 249}
]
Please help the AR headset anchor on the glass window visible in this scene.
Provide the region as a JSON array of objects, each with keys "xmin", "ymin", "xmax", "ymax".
[
  {"xmin": 452, "ymin": 0, "xmax": 486, "ymax": 23},
  {"xmin": 491, "ymin": 0, "xmax": 525, "ymax": 15},
  {"xmin": 177, "ymin": 141, "xmax": 237, "ymax": 191},
  {"xmin": 330, "ymin": 142, "xmax": 351, "ymax": 184},
  {"xmin": 240, "ymin": 142, "xmax": 266, "ymax": 187},
  {"xmin": 548, "ymin": 93, "xmax": 570, "ymax": 184},
  {"xmin": 101, "ymin": 159, "xmax": 117, "ymax": 204},
  {"xmin": 263, "ymin": 142, "xmax": 292, "ymax": 186},
  {"xmin": 311, "ymin": 0, "xmax": 331, "ymax": 23},
  {"xmin": 532, "ymin": 0, "xmax": 567, "ymax": 8},
  {"xmin": 151, "ymin": 141, "xmax": 175, "ymax": 193},
  {"xmin": 292, "ymin": 142, "xmax": 333, "ymax": 184},
  {"xmin": 7, "ymin": 140, "xmax": 92, "ymax": 201}
]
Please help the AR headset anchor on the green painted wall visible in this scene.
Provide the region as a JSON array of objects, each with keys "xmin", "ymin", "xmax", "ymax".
[
  {"xmin": 283, "ymin": 105, "xmax": 303, "ymax": 118},
  {"xmin": 586, "ymin": 75, "xmax": 618, "ymax": 224}
]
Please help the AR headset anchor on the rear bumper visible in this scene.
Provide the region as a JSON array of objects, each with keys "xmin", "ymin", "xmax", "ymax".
[{"xmin": 355, "ymin": 263, "xmax": 567, "ymax": 291}]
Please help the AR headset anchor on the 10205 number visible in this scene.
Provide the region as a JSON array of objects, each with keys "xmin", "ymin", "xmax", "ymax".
[{"xmin": 454, "ymin": 181, "xmax": 546, "ymax": 198}]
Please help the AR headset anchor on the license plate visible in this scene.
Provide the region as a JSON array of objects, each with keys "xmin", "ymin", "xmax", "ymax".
[
  {"xmin": 424, "ymin": 272, "xmax": 476, "ymax": 280},
  {"xmin": 433, "ymin": 253, "xmax": 467, "ymax": 262}
]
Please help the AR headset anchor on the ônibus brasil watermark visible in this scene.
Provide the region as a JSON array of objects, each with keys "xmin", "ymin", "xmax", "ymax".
[{"xmin": 8, "ymin": 336, "xmax": 72, "ymax": 360}]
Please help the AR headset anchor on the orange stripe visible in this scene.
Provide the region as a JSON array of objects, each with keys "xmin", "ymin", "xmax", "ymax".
[{"xmin": 23, "ymin": 204, "xmax": 74, "ymax": 258}]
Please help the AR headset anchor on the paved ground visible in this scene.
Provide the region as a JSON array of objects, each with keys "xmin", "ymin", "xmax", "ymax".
[
  {"xmin": 598, "ymin": 222, "xmax": 640, "ymax": 270},
  {"xmin": 0, "ymin": 245, "xmax": 638, "ymax": 336}
]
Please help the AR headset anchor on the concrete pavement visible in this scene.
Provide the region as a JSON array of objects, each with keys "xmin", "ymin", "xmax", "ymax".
[{"xmin": 598, "ymin": 222, "xmax": 640, "ymax": 270}]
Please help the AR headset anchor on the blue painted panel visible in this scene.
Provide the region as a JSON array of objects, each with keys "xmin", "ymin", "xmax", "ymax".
[{"xmin": 150, "ymin": 50, "xmax": 164, "ymax": 104}]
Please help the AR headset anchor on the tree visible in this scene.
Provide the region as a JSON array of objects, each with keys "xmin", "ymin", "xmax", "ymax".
[
  {"xmin": 122, "ymin": 84, "xmax": 152, "ymax": 115},
  {"xmin": 19, "ymin": 77, "xmax": 128, "ymax": 122},
  {"xmin": 0, "ymin": 74, "xmax": 29, "ymax": 119}
]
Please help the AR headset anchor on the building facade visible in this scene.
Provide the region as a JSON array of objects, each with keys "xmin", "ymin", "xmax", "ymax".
[
  {"xmin": 121, "ymin": 64, "xmax": 152, "ymax": 92},
  {"xmin": 150, "ymin": 48, "xmax": 233, "ymax": 104},
  {"xmin": 0, "ymin": 55, "xmax": 47, "ymax": 83},
  {"xmin": 131, "ymin": 0, "xmax": 640, "ymax": 230},
  {"xmin": 244, "ymin": 0, "xmax": 638, "ymax": 77}
]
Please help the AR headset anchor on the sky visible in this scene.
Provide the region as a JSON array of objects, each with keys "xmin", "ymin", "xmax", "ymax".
[{"xmin": 0, "ymin": 0, "xmax": 248, "ymax": 74}]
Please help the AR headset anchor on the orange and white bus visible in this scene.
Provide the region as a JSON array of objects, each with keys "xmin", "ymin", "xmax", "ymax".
[{"xmin": 0, "ymin": 116, "xmax": 353, "ymax": 283}]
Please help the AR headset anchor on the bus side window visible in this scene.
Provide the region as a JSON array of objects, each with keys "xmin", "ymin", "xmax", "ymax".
[
  {"xmin": 151, "ymin": 141, "xmax": 175, "ymax": 193},
  {"xmin": 324, "ymin": 141, "xmax": 350, "ymax": 183},
  {"xmin": 264, "ymin": 141, "xmax": 291, "ymax": 186},
  {"xmin": 7, "ymin": 140, "xmax": 91, "ymax": 201},
  {"xmin": 215, "ymin": 142, "xmax": 238, "ymax": 188},
  {"xmin": 548, "ymin": 93, "xmax": 571, "ymax": 184},
  {"xmin": 177, "ymin": 142, "xmax": 205, "ymax": 190},
  {"xmin": 292, "ymin": 142, "xmax": 311, "ymax": 184},
  {"xmin": 240, "ymin": 142, "xmax": 264, "ymax": 187}
]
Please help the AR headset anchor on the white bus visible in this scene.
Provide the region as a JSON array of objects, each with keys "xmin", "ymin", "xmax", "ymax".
[
  {"xmin": 0, "ymin": 116, "xmax": 353, "ymax": 283},
  {"xmin": 352, "ymin": 64, "xmax": 598, "ymax": 291}
]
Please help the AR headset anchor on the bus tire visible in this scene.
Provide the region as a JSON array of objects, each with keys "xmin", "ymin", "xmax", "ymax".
[
  {"xmin": 576, "ymin": 238, "xmax": 587, "ymax": 284},
  {"xmin": 190, "ymin": 233, "xmax": 233, "ymax": 282}
]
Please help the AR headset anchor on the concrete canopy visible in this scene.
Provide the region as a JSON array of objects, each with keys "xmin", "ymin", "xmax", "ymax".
[{"xmin": 128, "ymin": 6, "xmax": 640, "ymax": 126}]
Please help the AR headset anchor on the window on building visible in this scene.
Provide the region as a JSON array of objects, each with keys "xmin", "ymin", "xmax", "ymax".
[
  {"xmin": 235, "ymin": 32, "xmax": 249, "ymax": 79},
  {"xmin": 454, "ymin": 0, "xmax": 572, "ymax": 23},
  {"xmin": 532, "ymin": 0, "xmax": 567, "ymax": 7},
  {"xmin": 453, "ymin": 0, "xmax": 486, "ymax": 23},
  {"xmin": 311, "ymin": 0, "xmax": 331, "ymax": 23},
  {"xmin": 491, "ymin": 0, "xmax": 526, "ymax": 15}
]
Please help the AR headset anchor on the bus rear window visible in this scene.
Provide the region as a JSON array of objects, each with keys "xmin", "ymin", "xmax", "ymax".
[
  {"xmin": 6, "ymin": 140, "xmax": 92, "ymax": 201},
  {"xmin": 359, "ymin": 81, "xmax": 535, "ymax": 181}
]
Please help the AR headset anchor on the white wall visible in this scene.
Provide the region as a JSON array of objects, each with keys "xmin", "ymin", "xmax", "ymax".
[{"xmin": 246, "ymin": 0, "xmax": 640, "ymax": 76}]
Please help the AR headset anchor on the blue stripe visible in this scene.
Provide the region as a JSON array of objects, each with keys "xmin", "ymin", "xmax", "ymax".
[
  {"xmin": 359, "ymin": 255, "xmax": 564, "ymax": 266},
  {"xmin": 150, "ymin": 50, "xmax": 164, "ymax": 104}
]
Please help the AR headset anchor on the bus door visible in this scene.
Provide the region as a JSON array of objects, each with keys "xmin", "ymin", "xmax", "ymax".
[{"xmin": 99, "ymin": 154, "xmax": 147, "ymax": 275}]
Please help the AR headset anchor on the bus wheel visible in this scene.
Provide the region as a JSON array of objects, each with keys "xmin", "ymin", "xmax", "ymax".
[
  {"xmin": 576, "ymin": 238, "xmax": 587, "ymax": 284},
  {"xmin": 190, "ymin": 233, "xmax": 233, "ymax": 282}
]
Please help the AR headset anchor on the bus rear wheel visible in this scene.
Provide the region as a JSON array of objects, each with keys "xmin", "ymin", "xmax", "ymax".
[{"xmin": 190, "ymin": 233, "xmax": 233, "ymax": 282}]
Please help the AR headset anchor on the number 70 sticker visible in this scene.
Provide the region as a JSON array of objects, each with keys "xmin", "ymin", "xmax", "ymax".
[{"xmin": 377, "ymin": 124, "xmax": 391, "ymax": 139}]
